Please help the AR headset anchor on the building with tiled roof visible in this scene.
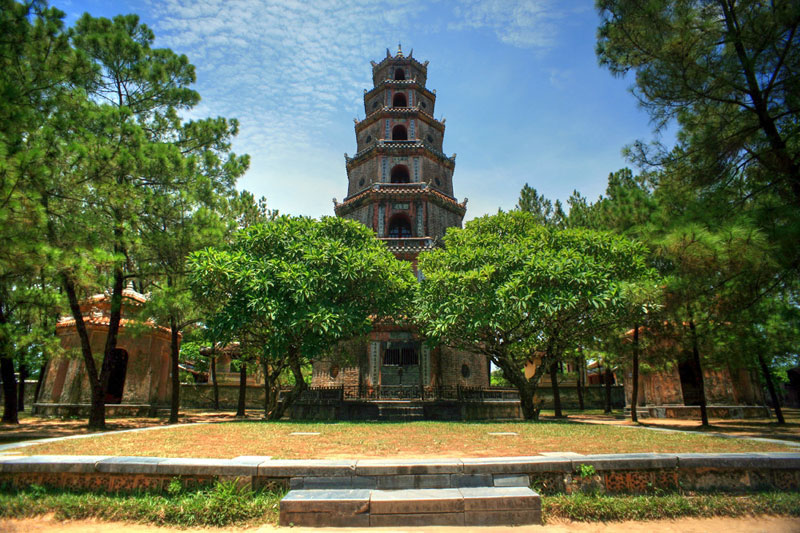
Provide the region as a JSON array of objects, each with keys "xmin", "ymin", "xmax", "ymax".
[
  {"xmin": 315, "ymin": 47, "xmax": 489, "ymax": 396},
  {"xmin": 34, "ymin": 283, "xmax": 175, "ymax": 416}
]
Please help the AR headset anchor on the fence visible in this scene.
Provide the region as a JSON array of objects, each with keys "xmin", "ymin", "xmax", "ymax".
[{"xmin": 292, "ymin": 385, "xmax": 521, "ymax": 403}]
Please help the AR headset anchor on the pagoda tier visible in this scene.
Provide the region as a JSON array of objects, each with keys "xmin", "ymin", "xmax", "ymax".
[
  {"xmin": 334, "ymin": 182, "xmax": 467, "ymax": 253},
  {"xmin": 344, "ymin": 46, "xmax": 456, "ymax": 200}
]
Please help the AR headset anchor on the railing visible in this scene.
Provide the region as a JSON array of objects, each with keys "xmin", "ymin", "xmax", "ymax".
[
  {"xmin": 380, "ymin": 237, "xmax": 434, "ymax": 250},
  {"xmin": 291, "ymin": 385, "xmax": 521, "ymax": 403}
]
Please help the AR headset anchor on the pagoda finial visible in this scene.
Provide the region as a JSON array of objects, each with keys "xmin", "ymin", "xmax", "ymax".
[{"xmin": 397, "ymin": 42, "xmax": 403, "ymax": 57}]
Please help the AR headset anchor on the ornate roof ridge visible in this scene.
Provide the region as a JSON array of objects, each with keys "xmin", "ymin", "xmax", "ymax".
[
  {"xmin": 346, "ymin": 140, "xmax": 455, "ymax": 165},
  {"xmin": 334, "ymin": 183, "xmax": 467, "ymax": 212},
  {"xmin": 364, "ymin": 79, "xmax": 435, "ymax": 96},
  {"xmin": 361, "ymin": 104, "xmax": 440, "ymax": 123},
  {"xmin": 371, "ymin": 50, "xmax": 429, "ymax": 72},
  {"xmin": 55, "ymin": 316, "xmax": 175, "ymax": 335}
]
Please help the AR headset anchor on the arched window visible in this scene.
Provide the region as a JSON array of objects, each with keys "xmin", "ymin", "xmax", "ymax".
[
  {"xmin": 394, "ymin": 68, "xmax": 405, "ymax": 80},
  {"xmin": 388, "ymin": 214, "xmax": 412, "ymax": 238},
  {"xmin": 390, "ymin": 165, "xmax": 410, "ymax": 183},
  {"xmin": 392, "ymin": 92, "xmax": 407, "ymax": 108},
  {"xmin": 391, "ymin": 125, "xmax": 407, "ymax": 141}
]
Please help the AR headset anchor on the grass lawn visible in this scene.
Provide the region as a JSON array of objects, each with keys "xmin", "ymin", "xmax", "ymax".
[
  {"xmin": 19, "ymin": 420, "xmax": 797, "ymax": 458},
  {"xmin": 0, "ymin": 482, "xmax": 797, "ymax": 527}
]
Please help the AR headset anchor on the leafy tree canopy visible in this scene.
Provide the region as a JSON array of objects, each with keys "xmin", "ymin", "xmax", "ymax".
[
  {"xmin": 415, "ymin": 210, "xmax": 651, "ymax": 419},
  {"xmin": 189, "ymin": 215, "xmax": 416, "ymax": 415}
]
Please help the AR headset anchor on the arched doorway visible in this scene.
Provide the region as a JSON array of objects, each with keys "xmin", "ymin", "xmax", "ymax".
[
  {"xmin": 382, "ymin": 341, "xmax": 420, "ymax": 387},
  {"xmin": 391, "ymin": 125, "xmax": 408, "ymax": 141},
  {"xmin": 390, "ymin": 165, "xmax": 410, "ymax": 183},
  {"xmin": 678, "ymin": 355, "xmax": 703, "ymax": 406},
  {"xmin": 392, "ymin": 93, "xmax": 407, "ymax": 108},
  {"xmin": 388, "ymin": 214, "xmax": 412, "ymax": 238},
  {"xmin": 105, "ymin": 348, "xmax": 128, "ymax": 404},
  {"xmin": 394, "ymin": 68, "xmax": 405, "ymax": 80}
]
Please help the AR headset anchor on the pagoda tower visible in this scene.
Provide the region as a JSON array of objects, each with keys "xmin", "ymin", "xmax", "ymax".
[
  {"xmin": 315, "ymin": 47, "xmax": 487, "ymax": 396},
  {"xmin": 333, "ymin": 45, "xmax": 467, "ymax": 262}
]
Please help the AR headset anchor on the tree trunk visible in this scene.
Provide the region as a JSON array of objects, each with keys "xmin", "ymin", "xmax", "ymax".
[
  {"xmin": 631, "ymin": 323, "xmax": 640, "ymax": 423},
  {"xmin": 549, "ymin": 360, "xmax": 563, "ymax": 418},
  {"xmin": 518, "ymin": 380, "xmax": 538, "ymax": 421},
  {"xmin": 169, "ymin": 319, "xmax": 180, "ymax": 424},
  {"xmin": 236, "ymin": 361, "xmax": 247, "ymax": 417},
  {"xmin": 719, "ymin": 0, "xmax": 800, "ymax": 208},
  {"xmin": 269, "ymin": 346, "xmax": 307, "ymax": 420},
  {"xmin": 757, "ymin": 351, "xmax": 785, "ymax": 425},
  {"xmin": 0, "ymin": 305, "xmax": 18, "ymax": 424},
  {"xmin": 210, "ymin": 354, "xmax": 219, "ymax": 411},
  {"xmin": 604, "ymin": 365, "xmax": 613, "ymax": 414},
  {"xmin": 688, "ymin": 318, "xmax": 709, "ymax": 427},
  {"xmin": 1, "ymin": 356, "xmax": 18, "ymax": 425},
  {"xmin": 263, "ymin": 358, "xmax": 270, "ymax": 418},
  {"xmin": 100, "ymin": 267, "xmax": 125, "ymax": 401},
  {"xmin": 580, "ymin": 356, "xmax": 587, "ymax": 409},
  {"xmin": 575, "ymin": 348, "xmax": 585, "ymax": 411},
  {"xmin": 62, "ymin": 273, "xmax": 105, "ymax": 430},
  {"xmin": 17, "ymin": 362, "xmax": 27, "ymax": 412}
]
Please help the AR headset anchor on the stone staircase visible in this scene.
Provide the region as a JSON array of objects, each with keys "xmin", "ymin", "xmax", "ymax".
[
  {"xmin": 375, "ymin": 400, "xmax": 424, "ymax": 421},
  {"xmin": 279, "ymin": 467, "xmax": 541, "ymax": 527}
]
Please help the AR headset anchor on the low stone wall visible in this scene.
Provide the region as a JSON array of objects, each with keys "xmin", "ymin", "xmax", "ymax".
[
  {"xmin": 1, "ymin": 453, "xmax": 798, "ymax": 495},
  {"xmin": 536, "ymin": 385, "xmax": 624, "ymax": 410},
  {"xmin": 628, "ymin": 405, "xmax": 770, "ymax": 419},
  {"xmin": 179, "ymin": 383, "xmax": 623, "ymax": 411},
  {"xmin": 180, "ymin": 383, "xmax": 265, "ymax": 409},
  {"xmin": 32, "ymin": 403, "xmax": 154, "ymax": 417},
  {"xmin": 288, "ymin": 400, "xmax": 522, "ymax": 421}
]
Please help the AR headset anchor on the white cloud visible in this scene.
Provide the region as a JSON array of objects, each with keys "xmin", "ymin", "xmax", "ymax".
[
  {"xmin": 449, "ymin": 0, "xmax": 562, "ymax": 49},
  {"xmin": 143, "ymin": 0, "xmax": 568, "ymax": 215}
]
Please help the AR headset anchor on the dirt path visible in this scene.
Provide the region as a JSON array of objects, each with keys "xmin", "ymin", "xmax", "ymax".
[
  {"xmin": 567, "ymin": 408, "xmax": 800, "ymax": 443},
  {"xmin": 2, "ymin": 515, "xmax": 799, "ymax": 532},
  {"xmin": 0, "ymin": 411, "xmax": 264, "ymax": 446}
]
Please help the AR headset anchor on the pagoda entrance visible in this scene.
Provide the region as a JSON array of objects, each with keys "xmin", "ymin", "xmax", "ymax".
[
  {"xmin": 381, "ymin": 341, "xmax": 419, "ymax": 386},
  {"xmin": 367, "ymin": 338, "xmax": 431, "ymax": 399}
]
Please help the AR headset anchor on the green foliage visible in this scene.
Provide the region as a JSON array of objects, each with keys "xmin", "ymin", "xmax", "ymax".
[
  {"xmin": 0, "ymin": 4, "xmax": 251, "ymax": 428},
  {"xmin": 597, "ymin": 0, "xmax": 800, "ymax": 219},
  {"xmin": 543, "ymin": 492, "xmax": 800, "ymax": 523},
  {"xmin": 490, "ymin": 368, "xmax": 511, "ymax": 387},
  {"xmin": 516, "ymin": 183, "xmax": 566, "ymax": 227},
  {"xmin": 577, "ymin": 463, "xmax": 597, "ymax": 478},
  {"xmin": 0, "ymin": 480, "xmax": 284, "ymax": 527},
  {"xmin": 190, "ymin": 215, "xmax": 415, "ymax": 416},
  {"xmin": 415, "ymin": 210, "xmax": 651, "ymax": 419},
  {"xmin": 191, "ymin": 215, "xmax": 414, "ymax": 355}
]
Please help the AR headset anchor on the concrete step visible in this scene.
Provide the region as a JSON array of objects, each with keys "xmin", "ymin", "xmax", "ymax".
[
  {"xmin": 377, "ymin": 403, "xmax": 424, "ymax": 421},
  {"xmin": 279, "ymin": 486, "xmax": 541, "ymax": 527}
]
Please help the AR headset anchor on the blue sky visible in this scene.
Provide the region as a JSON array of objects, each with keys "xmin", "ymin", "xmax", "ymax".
[{"xmin": 57, "ymin": 0, "xmax": 671, "ymax": 220}]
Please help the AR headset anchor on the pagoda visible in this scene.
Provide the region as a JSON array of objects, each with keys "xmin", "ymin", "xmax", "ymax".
[{"xmin": 317, "ymin": 46, "xmax": 488, "ymax": 396}]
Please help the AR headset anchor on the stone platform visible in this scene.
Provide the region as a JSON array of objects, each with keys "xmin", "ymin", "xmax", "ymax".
[
  {"xmin": 626, "ymin": 405, "xmax": 771, "ymax": 419},
  {"xmin": 280, "ymin": 486, "xmax": 541, "ymax": 527}
]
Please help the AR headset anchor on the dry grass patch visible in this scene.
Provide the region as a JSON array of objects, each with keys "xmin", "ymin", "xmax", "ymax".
[{"xmin": 21, "ymin": 420, "xmax": 797, "ymax": 458}]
